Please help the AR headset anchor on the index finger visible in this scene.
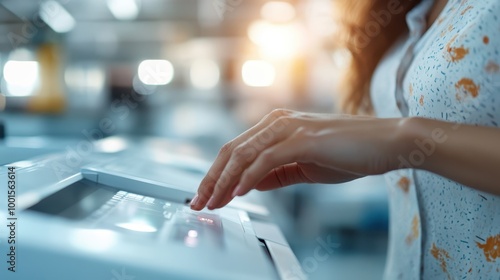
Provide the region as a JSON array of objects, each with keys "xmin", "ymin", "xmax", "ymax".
[{"xmin": 190, "ymin": 109, "xmax": 293, "ymax": 210}]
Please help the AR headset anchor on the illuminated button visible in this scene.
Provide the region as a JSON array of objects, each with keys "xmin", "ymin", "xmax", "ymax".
[
  {"xmin": 187, "ymin": 230, "xmax": 198, "ymax": 238},
  {"xmin": 198, "ymin": 216, "xmax": 215, "ymax": 225}
]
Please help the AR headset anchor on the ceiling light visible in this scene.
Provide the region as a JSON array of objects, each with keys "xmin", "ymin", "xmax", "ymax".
[
  {"xmin": 40, "ymin": 1, "xmax": 76, "ymax": 33},
  {"xmin": 138, "ymin": 60, "xmax": 174, "ymax": 85},
  {"xmin": 107, "ymin": 0, "xmax": 140, "ymax": 20}
]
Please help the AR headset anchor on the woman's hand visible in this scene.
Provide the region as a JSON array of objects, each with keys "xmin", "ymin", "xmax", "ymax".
[{"xmin": 190, "ymin": 109, "xmax": 407, "ymax": 210}]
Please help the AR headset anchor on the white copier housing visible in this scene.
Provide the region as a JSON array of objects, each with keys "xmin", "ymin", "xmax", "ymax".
[{"xmin": 0, "ymin": 137, "xmax": 306, "ymax": 280}]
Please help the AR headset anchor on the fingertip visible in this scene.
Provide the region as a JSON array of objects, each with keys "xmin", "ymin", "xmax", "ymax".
[
  {"xmin": 190, "ymin": 194, "xmax": 199, "ymax": 205},
  {"xmin": 189, "ymin": 193, "xmax": 200, "ymax": 210},
  {"xmin": 193, "ymin": 180, "xmax": 217, "ymax": 210},
  {"xmin": 190, "ymin": 192, "xmax": 209, "ymax": 211},
  {"xmin": 232, "ymin": 184, "xmax": 250, "ymax": 197},
  {"xmin": 232, "ymin": 185, "xmax": 242, "ymax": 197},
  {"xmin": 206, "ymin": 196, "xmax": 216, "ymax": 210},
  {"xmin": 190, "ymin": 204, "xmax": 200, "ymax": 211}
]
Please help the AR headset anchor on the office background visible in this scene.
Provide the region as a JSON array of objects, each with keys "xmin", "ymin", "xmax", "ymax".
[{"xmin": 0, "ymin": 1, "xmax": 388, "ymax": 279}]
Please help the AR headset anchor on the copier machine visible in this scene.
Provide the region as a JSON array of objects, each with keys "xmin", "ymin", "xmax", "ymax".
[{"xmin": 0, "ymin": 136, "xmax": 306, "ymax": 280}]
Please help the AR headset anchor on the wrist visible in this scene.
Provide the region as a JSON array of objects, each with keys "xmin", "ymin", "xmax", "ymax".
[
  {"xmin": 391, "ymin": 117, "xmax": 426, "ymax": 171},
  {"xmin": 393, "ymin": 117, "xmax": 444, "ymax": 171}
]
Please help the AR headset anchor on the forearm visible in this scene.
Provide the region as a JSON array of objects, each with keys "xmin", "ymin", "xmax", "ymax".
[{"xmin": 397, "ymin": 117, "xmax": 500, "ymax": 195}]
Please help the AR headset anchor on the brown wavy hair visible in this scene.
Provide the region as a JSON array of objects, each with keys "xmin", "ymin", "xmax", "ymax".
[{"xmin": 332, "ymin": 0, "xmax": 422, "ymax": 114}]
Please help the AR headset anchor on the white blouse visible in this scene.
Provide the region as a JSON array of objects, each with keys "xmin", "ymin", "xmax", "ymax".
[{"xmin": 371, "ymin": 0, "xmax": 500, "ymax": 279}]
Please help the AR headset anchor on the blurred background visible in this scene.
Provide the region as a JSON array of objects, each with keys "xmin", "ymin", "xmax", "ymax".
[{"xmin": 0, "ymin": 1, "xmax": 388, "ymax": 279}]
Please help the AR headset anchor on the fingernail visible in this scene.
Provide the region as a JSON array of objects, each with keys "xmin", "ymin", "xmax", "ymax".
[
  {"xmin": 206, "ymin": 196, "xmax": 215, "ymax": 209},
  {"xmin": 190, "ymin": 194, "xmax": 199, "ymax": 207},
  {"xmin": 232, "ymin": 185, "xmax": 243, "ymax": 197}
]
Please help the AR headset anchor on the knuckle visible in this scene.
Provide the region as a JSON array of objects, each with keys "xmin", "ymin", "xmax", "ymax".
[
  {"xmin": 226, "ymin": 161, "xmax": 242, "ymax": 176},
  {"xmin": 218, "ymin": 142, "xmax": 232, "ymax": 155},
  {"xmin": 259, "ymin": 149, "xmax": 274, "ymax": 162},
  {"xmin": 232, "ymin": 148, "xmax": 253, "ymax": 165},
  {"xmin": 271, "ymin": 116, "xmax": 293, "ymax": 131},
  {"xmin": 256, "ymin": 128, "xmax": 275, "ymax": 145},
  {"xmin": 232, "ymin": 145, "xmax": 247, "ymax": 159},
  {"xmin": 217, "ymin": 172, "xmax": 230, "ymax": 187},
  {"xmin": 271, "ymin": 108, "xmax": 287, "ymax": 116},
  {"xmin": 273, "ymin": 115, "xmax": 292, "ymax": 125},
  {"xmin": 268, "ymin": 108, "xmax": 290, "ymax": 120}
]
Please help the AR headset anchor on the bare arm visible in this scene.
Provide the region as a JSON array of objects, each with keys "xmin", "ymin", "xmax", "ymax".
[
  {"xmin": 190, "ymin": 110, "xmax": 500, "ymax": 211},
  {"xmin": 403, "ymin": 117, "xmax": 500, "ymax": 195}
]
